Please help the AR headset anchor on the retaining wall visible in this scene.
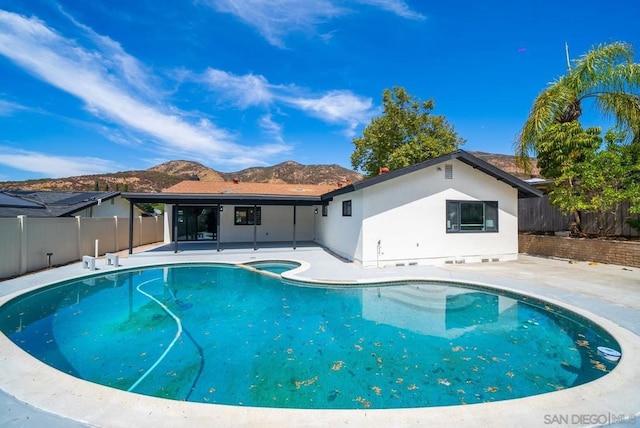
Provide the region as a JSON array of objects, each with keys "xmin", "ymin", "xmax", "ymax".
[{"xmin": 519, "ymin": 234, "xmax": 640, "ymax": 268}]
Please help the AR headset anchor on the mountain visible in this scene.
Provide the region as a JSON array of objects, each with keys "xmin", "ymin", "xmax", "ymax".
[
  {"xmin": 0, "ymin": 160, "xmax": 364, "ymax": 193},
  {"xmin": 219, "ymin": 161, "xmax": 363, "ymax": 185},
  {"xmin": 0, "ymin": 169, "xmax": 186, "ymax": 193},
  {"xmin": 470, "ymin": 151, "xmax": 539, "ymax": 178},
  {"xmin": 149, "ymin": 160, "xmax": 225, "ymax": 182},
  {"xmin": 0, "ymin": 152, "xmax": 537, "ymax": 193}
]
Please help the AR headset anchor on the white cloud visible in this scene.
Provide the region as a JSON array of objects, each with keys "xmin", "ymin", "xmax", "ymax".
[
  {"xmin": 355, "ymin": 0, "xmax": 425, "ymax": 20},
  {"xmin": 0, "ymin": 99, "xmax": 26, "ymax": 116},
  {"xmin": 59, "ymin": 7, "xmax": 162, "ymax": 100},
  {"xmin": 0, "ymin": 147, "xmax": 121, "ymax": 178},
  {"xmin": 0, "ymin": 10, "xmax": 290, "ymax": 167},
  {"xmin": 202, "ymin": 68, "xmax": 376, "ymax": 133},
  {"xmin": 258, "ymin": 113, "xmax": 284, "ymax": 143},
  {"xmin": 205, "ymin": 0, "xmax": 345, "ymax": 48},
  {"xmin": 205, "ymin": 0, "xmax": 423, "ymax": 47},
  {"xmin": 282, "ymin": 90, "xmax": 375, "ymax": 137},
  {"xmin": 204, "ymin": 69, "xmax": 273, "ymax": 107}
]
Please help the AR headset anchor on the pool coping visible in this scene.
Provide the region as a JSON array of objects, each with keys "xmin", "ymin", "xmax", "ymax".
[{"xmin": 1, "ymin": 249, "xmax": 639, "ymax": 427}]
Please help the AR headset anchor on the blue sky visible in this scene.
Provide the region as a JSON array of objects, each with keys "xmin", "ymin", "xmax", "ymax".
[{"xmin": 0, "ymin": 0, "xmax": 638, "ymax": 180}]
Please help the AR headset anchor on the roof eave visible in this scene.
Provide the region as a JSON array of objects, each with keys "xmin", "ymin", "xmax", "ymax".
[
  {"xmin": 323, "ymin": 150, "xmax": 542, "ymax": 199},
  {"xmin": 122, "ymin": 192, "xmax": 323, "ymax": 206}
]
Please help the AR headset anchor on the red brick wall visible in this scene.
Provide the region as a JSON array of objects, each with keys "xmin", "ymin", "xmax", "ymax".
[{"xmin": 519, "ymin": 234, "xmax": 640, "ymax": 268}]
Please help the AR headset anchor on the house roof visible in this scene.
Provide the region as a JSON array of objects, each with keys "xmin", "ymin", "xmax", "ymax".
[
  {"xmin": 123, "ymin": 150, "xmax": 542, "ymax": 206},
  {"xmin": 163, "ymin": 181, "xmax": 338, "ymax": 196},
  {"xmin": 322, "ymin": 150, "xmax": 543, "ymax": 200},
  {"xmin": 122, "ymin": 181, "xmax": 340, "ymax": 206},
  {"xmin": 0, "ymin": 190, "xmax": 122, "ymax": 217}
]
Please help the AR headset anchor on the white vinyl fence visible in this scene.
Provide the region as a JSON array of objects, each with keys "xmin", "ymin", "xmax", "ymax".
[{"xmin": 0, "ymin": 215, "xmax": 163, "ymax": 280}]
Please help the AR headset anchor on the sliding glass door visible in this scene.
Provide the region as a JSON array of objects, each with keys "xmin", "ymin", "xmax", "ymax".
[{"xmin": 176, "ymin": 206, "xmax": 217, "ymax": 241}]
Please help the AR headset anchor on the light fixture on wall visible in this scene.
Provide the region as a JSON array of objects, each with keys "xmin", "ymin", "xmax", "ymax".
[
  {"xmin": 314, "ymin": 208, "xmax": 318, "ymax": 214},
  {"xmin": 219, "ymin": 205, "xmax": 223, "ymax": 212}
]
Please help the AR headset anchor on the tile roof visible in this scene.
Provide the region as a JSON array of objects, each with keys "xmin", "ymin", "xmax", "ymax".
[{"xmin": 163, "ymin": 181, "xmax": 341, "ymax": 196}]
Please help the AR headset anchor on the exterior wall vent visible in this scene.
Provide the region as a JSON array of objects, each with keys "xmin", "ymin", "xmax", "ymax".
[{"xmin": 445, "ymin": 164, "xmax": 453, "ymax": 179}]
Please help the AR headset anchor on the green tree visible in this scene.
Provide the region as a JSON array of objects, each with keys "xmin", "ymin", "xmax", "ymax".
[
  {"xmin": 536, "ymin": 122, "xmax": 602, "ymax": 231},
  {"xmin": 137, "ymin": 202, "xmax": 163, "ymax": 215},
  {"xmin": 94, "ymin": 180, "xmax": 99, "ymax": 191},
  {"xmin": 540, "ymin": 123, "xmax": 640, "ymax": 235},
  {"xmin": 515, "ymin": 42, "xmax": 640, "ymax": 171},
  {"xmin": 351, "ymin": 86, "xmax": 465, "ymax": 176}
]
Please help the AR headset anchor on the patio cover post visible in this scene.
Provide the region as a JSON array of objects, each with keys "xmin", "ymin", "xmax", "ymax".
[
  {"xmin": 173, "ymin": 205, "xmax": 178, "ymax": 253},
  {"xmin": 292, "ymin": 204, "xmax": 296, "ymax": 250},
  {"xmin": 253, "ymin": 204, "xmax": 257, "ymax": 250},
  {"xmin": 128, "ymin": 200, "xmax": 134, "ymax": 254},
  {"xmin": 216, "ymin": 204, "xmax": 221, "ymax": 252}
]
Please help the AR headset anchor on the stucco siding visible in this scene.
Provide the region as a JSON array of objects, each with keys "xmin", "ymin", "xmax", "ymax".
[
  {"xmin": 220, "ymin": 205, "xmax": 314, "ymax": 243},
  {"xmin": 359, "ymin": 159, "xmax": 518, "ymax": 267},
  {"xmin": 165, "ymin": 204, "xmax": 314, "ymax": 243},
  {"xmin": 315, "ymin": 191, "xmax": 364, "ymax": 262},
  {"xmin": 74, "ymin": 197, "xmax": 142, "ymax": 218}
]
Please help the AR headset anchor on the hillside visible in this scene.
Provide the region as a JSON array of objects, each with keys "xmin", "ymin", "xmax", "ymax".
[
  {"xmin": 0, "ymin": 152, "xmax": 537, "ymax": 193},
  {"xmin": 220, "ymin": 161, "xmax": 363, "ymax": 185},
  {"xmin": 470, "ymin": 151, "xmax": 539, "ymax": 178}
]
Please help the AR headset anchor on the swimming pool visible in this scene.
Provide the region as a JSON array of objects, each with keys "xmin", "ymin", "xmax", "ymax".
[{"xmin": 0, "ymin": 263, "xmax": 621, "ymax": 409}]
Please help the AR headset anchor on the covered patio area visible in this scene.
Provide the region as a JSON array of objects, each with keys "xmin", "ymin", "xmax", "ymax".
[{"xmin": 122, "ymin": 190, "xmax": 329, "ymax": 255}]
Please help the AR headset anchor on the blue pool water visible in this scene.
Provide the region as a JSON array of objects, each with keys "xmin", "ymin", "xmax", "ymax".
[
  {"xmin": 243, "ymin": 260, "xmax": 301, "ymax": 274},
  {"xmin": 0, "ymin": 264, "xmax": 620, "ymax": 409}
]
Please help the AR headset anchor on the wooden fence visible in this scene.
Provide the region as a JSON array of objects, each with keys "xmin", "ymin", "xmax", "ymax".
[{"xmin": 519, "ymin": 195, "xmax": 639, "ymax": 236}]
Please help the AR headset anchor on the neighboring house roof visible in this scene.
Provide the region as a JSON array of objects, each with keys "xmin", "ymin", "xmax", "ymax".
[
  {"xmin": 524, "ymin": 177, "xmax": 554, "ymax": 193},
  {"xmin": 0, "ymin": 190, "xmax": 122, "ymax": 217},
  {"xmin": 322, "ymin": 150, "xmax": 543, "ymax": 200}
]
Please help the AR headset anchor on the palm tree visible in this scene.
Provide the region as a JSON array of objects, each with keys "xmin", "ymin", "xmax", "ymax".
[{"xmin": 515, "ymin": 42, "xmax": 640, "ymax": 172}]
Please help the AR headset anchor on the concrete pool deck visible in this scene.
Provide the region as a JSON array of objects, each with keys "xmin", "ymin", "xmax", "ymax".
[{"xmin": 1, "ymin": 243, "xmax": 639, "ymax": 427}]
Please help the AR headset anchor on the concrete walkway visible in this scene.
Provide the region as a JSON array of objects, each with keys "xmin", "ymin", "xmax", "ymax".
[{"xmin": 1, "ymin": 244, "xmax": 639, "ymax": 427}]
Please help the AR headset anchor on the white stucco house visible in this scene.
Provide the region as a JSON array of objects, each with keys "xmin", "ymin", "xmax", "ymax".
[{"xmin": 123, "ymin": 150, "xmax": 542, "ymax": 266}]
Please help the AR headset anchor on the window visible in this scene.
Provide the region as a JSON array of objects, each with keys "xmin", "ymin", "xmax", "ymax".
[
  {"xmin": 342, "ymin": 200, "xmax": 352, "ymax": 216},
  {"xmin": 446, "ymin": 200, "xmax": 498, "ymax": 232},
  {"xmin": 322, "ymin": 204, "xmax": 328, "ymax": 217},
  {"xmin": 234, "ymin": 206, "xmax": 262, "ymax": 225}
]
